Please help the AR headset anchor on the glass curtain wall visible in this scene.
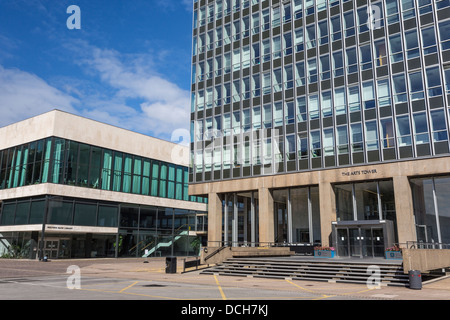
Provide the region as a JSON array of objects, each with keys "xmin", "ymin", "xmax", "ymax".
[
  {"xmin": 411, "ymin": 176, "xmax": 450, "ymax": 245},
  {"xmin": 334, "ymin": 180, "xmax": 396, "ymax": 240},
  {"xmin": 0, "ymin": 196, "xmax": 118, "ymax": 258},
  {"xmin": 0, "ymin": 196, "xmax": 118, "ymax": 228},
  {"xmin": 118, "ymin": 205, "xmax": 203, "ymax": 257},
  {"xmin": 190, "ymin": 0, "xmax": 450, "ymax": 184},
  {"xmin": 0, "ymin": 137, "xmax": 207, "ymax": 204},
  {"xmin": 273, "ymin": 186, "xmax": 321, "ymax": 244},
  {"xmin": 222, "ymin": 191, "xmax": 259, "ymax": 246},
  {"xmin": 0, "ymin": 196, "xmax": 207, "ymax": 258},
  {"xmin": 334, "ymin": 180, "xmax": 397, "ymax": 243},
  {"xmin": 335, "ymin": 180, "xmax": 396, "ymax": 222}
]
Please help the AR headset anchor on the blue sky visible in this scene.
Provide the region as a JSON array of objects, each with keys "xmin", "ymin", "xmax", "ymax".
[{"xmin": 0, "ymin": 0, "xmax": 193, "ymax": 142}]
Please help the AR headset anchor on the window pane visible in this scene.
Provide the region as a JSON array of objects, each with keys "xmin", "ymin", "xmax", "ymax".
[
  {"xmin": 430, "ymin": 110, "xmax": 448, "ymax": 142},
  {"xmin": 365, "ymin": 121, "xmax": 379, "ymax": 151},
  {"xmin": 15, "ymin": 201, "xmax": 30, "ymax": 225},
  {"xmin": 439, "ymin": 20, "xmax": 450, "ymax": 50},
  {"xmin": 409, "ymin": 72, "xmax": 424, "ymax": 100},
  {"xmin": 396, "ymin": 115, "xmax": 412, "ymax": 146},
  {"xmin": 310, "ymin": 131, "xmax": 321, "ymax": 157},
  {"xmin": 392, "ymin": 74, "xmax": 407, "ymax": 103},
  {"xmin": 351, "ymin": 123, "xmax": 363, "ymax": 152},
  {"xmin": 411, "ymin": 178, "xmax": 439, "ymax": 243},
  {"xmin": 354, "ymin": 181, "xmax": 379, "ymax": 220},
  {"xmin": 101, "ymin": 150, "xmax": 113, "ymax": 191},
  {"xmin": 89, "ymin": 147, "xmax": 102, "ymax": 189},
  {"xmin": 426, "ymin": 66, "xmax": 442, "ymax": 97},
  {"xmin": 98, "ymin": 205, "xmax": 118, "ymax": 227},
  {"xmin": 323, "ymin": 128, "xmax": 334, "ymax": 156},
  {"xmin": 435, "ymin": 177, "xmax": 450, "ymax": 243},
  {"xmin": 413, "ymin": 112, "xmax": 429, "ymax": 144},
  {"xmin": 47, "ymin": 200, "xmax": 73, "ymax": 225},
  {"xmin": 335, "ymin": 184, "xmax": 353, "ymax": 221},
  {"xmin": 30, "ymin": 200, "xmax": 45, "ymax": 224},
  {"xmin": 1, "ymin": 203, "xmax": 15, "ymax": 225},
  {"xmin": 74, "ymin": 203, "xmax": 97, "ymax": 226},
  {"xmin": 78, "ymin": 144, "xmax": 90, "ymax": 187},
  {"xmin": 362, "ymin": 81, "xmax": 375, "ymax": 109},
  {"xmin": 380, "ymin": 118, "xmax": 395, "ymax": 148},
  {"xmin": 337, "ymin": 126, "xmax": 349, "ymax": 154}
]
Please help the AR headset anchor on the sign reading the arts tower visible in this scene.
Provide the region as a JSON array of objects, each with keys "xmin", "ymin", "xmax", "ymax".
[{"xmin": 341, "ymin": 168, "xmax": 379, "ymax": 177}]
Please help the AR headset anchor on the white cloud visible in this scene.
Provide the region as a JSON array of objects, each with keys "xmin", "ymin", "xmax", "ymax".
[
  {"xmin": 0, "ymin": 41, "xmax": 191, "ymax": 142},
  {"xmin": 0, "ymin": 65, "xmax": 78, "ymax": 128},
  {"xmin": 73, "ymin": 44, "xmax": 192, "ymax": 140}
]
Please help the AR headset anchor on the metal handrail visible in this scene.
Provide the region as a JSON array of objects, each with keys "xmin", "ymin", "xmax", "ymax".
[
  {"xmin": 205, "ymin": 241, "xmax": 321, "ymax": 249},
  {"xmin": 406, "ymin": 241, "xmax": 450, "ymax": 250},
  {"xmin": 203, "ymin": 241, "xmax": 321, "ymax": 262},
  {"xmin": 204, "ymin": 245, "xmax": 230, "ymax": 262}
]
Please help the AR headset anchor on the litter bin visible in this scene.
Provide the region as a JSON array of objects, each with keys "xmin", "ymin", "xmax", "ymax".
[
  {"xmin": 165, "ymin": 256, "xmax": 177, "ymax": 274},
  {"xmin": 409, "ymin": 270, "xmax": 422, "ymax": 290}
]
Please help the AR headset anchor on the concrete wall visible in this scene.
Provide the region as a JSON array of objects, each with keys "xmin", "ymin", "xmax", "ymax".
[
  {"xmin": 403, "ymin": 249, "xmax": 450, "ymax": 273},
  {"xmin": 0, "ymin": 183, "xmax": 207, "ymax": 212},
  {"xmin": 200, "ymin": 246, "xmax": 293, "ymax": 265}
]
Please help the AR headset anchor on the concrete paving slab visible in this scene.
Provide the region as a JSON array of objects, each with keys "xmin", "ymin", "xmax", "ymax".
[{"xmin": 0, "ymin": 258, "xmax": 448, "ymax": 301}]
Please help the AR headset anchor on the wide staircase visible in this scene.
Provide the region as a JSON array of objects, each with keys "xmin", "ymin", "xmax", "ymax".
[{"xmin": 201, "ymin": 257, "xmax": 410, "ymax": 287}]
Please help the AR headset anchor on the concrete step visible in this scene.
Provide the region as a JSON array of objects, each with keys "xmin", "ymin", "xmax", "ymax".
[
  {"xmin": 201, "ymin": 257, "xmax": 409, "ymax": 285},
  {"xmin": 225, "ymin": 258, "xmax": 403, "ymax": 268},
  {"xmin": 221, "ymin": 261, "xmax": 403, "ymax": 273}
]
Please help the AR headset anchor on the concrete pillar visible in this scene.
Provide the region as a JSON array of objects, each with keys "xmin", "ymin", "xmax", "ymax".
[
  {"xmin": 85, "ymin": 233, "xmax": 92, "ymax": 258},
  {"xmin": 393, "ymin": 175, "xmax": 417, "ymax": 247},
  {"xmin": 319, "ymin": 181, "xmax": 336, "ymax": 247},
  {"xmin": 207, "ymin": 192, "xmax": 223, "ymax": 247},
  {"xmin": 258, "ymin": 187, "xmax": 274, "ymax": 245}
]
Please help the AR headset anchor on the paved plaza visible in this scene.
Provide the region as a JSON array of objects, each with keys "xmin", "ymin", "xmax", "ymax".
[{"xmin": 0, "ymin": 257, "xmax": 448, "ymax": 302}]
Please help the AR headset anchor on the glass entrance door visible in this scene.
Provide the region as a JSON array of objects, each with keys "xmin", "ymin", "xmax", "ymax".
[
  {"xmin": 372, "ymin": 228, "xmax": 384, "ymax": 257},
  {"xmin": 337, "ymin": 228, "xmax": 349, "ymax": 256},
  {"xmin": 336, "ymin": 227, "xmax": 385, "ymax": 258},
  {"xmin": 349, "ymin": 228, "xmax": 361, "ymax": 257},
  {"xmin": 361, "ymin": 228, "xmax": 372, "ymax": 257},
  {"xmin": 44, "ymin": 240, "xmax": 59, "ymax": 259}
]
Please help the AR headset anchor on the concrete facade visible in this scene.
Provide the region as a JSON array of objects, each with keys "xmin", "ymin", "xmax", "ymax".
[
  {"xmin": 189, "ymin": 156, "xmax": 450, "ymax": 248},
  {"xmin": 403, "ymin": 249, "xmax": 450, "ymax": 274}
]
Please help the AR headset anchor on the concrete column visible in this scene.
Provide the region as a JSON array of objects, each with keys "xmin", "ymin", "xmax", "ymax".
[
  {"xmin": 258, "ymin": 187, "xmax": 275, "ymax": 245},
  {"xmin": 393, "ymin": 175, "xmax": 417, "ymax": 247},
  {"xmin": 207, "ymin": 192, "xmax": 223, "ymax": 247},
  {"xmin": 319, "ymin": 181, "xmax": 336, "ymax": 247},
  {"xmin": 85, "ymin": 233, "xmax": 92, "ymax": 258},
  {"xmin": 251, "ymin": 192, "xmax": 256, "ymax": 246},
  {"xmin": 232, "ymin": 193, "xmax": 238, "ymax": 247}
]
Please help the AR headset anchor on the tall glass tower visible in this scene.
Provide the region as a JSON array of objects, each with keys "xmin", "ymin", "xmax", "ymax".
[{"xmin": 189, "ymin": 0, "xmax": 450, "ymax": 258}]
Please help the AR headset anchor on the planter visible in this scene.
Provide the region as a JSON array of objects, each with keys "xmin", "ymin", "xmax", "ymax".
[
  {"xmin": 314, "ymin": 250, "xmax": 336, "ymax": 258},
  {"xmin": 385, "ymin": 251, "xmax": 402, "ymax": 260}
]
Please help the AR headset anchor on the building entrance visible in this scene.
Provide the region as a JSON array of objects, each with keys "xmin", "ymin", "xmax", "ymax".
[
  {"xmin": 332, "ymin": 220, "xmax": 395, "ymax": 259},
  {"xmin": 336, "ymin": 227, "xmax": 384, "ymax": 258},
  {"xmin": 39, "ymin": 238, "xmax": 71, "ymax": 259},
  {"xmin": 44, "ymin": 240, "xmax": 59, "ymax": 259}
]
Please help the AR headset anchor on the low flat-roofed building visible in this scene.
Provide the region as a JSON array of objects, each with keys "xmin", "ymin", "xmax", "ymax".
[{"xmin": 0, "ymin": 110, "xmax": 207, "ymax": 259}]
